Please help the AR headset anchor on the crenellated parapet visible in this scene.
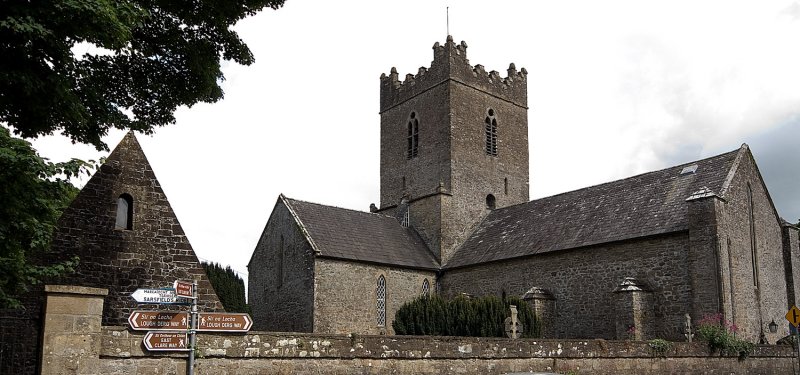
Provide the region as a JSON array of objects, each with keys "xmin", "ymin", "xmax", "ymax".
[{"xmin": 379, "ymin": 35, "xmax": 528, "ymax": 112}]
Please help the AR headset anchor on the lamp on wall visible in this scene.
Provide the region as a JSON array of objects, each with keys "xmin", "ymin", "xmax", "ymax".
[{"xmin": 769, "ymin": 319, "xmax": 778, "ymax": 334}]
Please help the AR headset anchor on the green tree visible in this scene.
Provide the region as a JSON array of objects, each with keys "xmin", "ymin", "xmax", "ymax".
[
  {"xmin": 201, "ymin": 261, "xmax": 250, "ymax": 313},
  {"xmin": 1, "ymin": 0, "xmax": 285, "ymax": 150},
  {"xmin": 0, "ymin": 127, "xmax": 90, "ymax": 308},
  {"xmin": 0, "ymin": 0, "xmax": 284, "ymax": 308}
]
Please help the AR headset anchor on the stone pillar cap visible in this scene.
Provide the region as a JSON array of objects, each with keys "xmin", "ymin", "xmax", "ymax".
[
  {"xmin": 522, "ymin": 286, "xmax": 555, "ymax": 300},
  {"xmin": 612, "ymin": 277, "xmax": 649, "ymax": 293}
]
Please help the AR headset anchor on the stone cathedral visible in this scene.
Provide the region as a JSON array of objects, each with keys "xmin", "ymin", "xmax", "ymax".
[{"xmin": 249, "ymin": 36, "xmax": 800, "ymax": 343}]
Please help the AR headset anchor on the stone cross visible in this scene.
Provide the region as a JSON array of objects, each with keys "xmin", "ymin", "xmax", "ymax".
[
  {"xmin": 504, "ymin": 305, "xmax": 522, "ymax": 339},
  {"xmin": 684, "ymin": 313, "xmax": 694, "ymax": 342}
]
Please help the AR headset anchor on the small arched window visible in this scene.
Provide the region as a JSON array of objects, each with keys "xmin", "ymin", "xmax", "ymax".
[
  {"xmin": 486, "ymin": 194, "xmax": 496, "ymax": 210},
  {"xmin": 407, "ymin": 112, "xmax": 419, "ymax": 159},
  {"xmin": 376, "ymin": 275, "xmax": 387, "ymax": 327},
  {"xmin": 422, "ymin": 278, "xmax": 431, "ymax": 296},
  {"xmin": 485, "ymin": 108, "xmax": 498, "ymax": 156},
  {"xmin": 115, "ymin": 194, "xmax": 133, "ymax": 230}
]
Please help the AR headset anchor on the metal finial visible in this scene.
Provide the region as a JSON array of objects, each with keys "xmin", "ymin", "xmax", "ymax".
[{"xmin": 446, "ymin": 7, "xmax": 449, "ymax": 36}]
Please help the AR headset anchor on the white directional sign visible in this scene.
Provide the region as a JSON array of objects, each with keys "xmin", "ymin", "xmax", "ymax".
[
  {"xmin": 143, "ymin": 332, "xmax": 190, "ymax": 351},
  {"xmin": 131, "ymin": 288, "xmax": 185, "ymax": 304},
  {"xmin": 197, "ymin": 313, "xmax": 253, "ymax": 332}
]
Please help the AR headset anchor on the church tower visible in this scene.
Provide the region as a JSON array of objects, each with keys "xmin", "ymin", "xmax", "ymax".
[{"xmin": 378, "ymin": 36, "xmax": 529, "ymax": 264}]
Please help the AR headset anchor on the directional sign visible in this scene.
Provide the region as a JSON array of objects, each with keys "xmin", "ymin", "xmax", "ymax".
[
  {"xmin": 143, "ymin": 332, "xmax": 190, "ymax": 351},
  {"xmin": 131, "ymin": 288, "xmax": 188, "ymax": 304},
  {"xmin": 197, "ymin": 313, "xmax": 253, "ymax": 332},
  {"xmin": 787, "ymin": 305, "xmax": 800, "ymax": 327},
  {"xmin": 174, "ymin": 280, "xmax": 195, "ymax": 299},
  {"xmin": 128, "ymin": 311, "xmax": 189, "ymax": 331}
]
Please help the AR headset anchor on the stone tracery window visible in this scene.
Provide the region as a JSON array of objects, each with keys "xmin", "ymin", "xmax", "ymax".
[
  {"xmin": 377, "ymin": 275, "xmax": 387, "ymax": 327},
  {"xmin": 407, "ymin": 112, "xmax": 419, "ymax": 159},
  {"xmin": 485, "ymin": 108, "xmax": 498, "ymax": 156},
  {"xmin": 115, "ymin": 193, "xmax": 133, "ymax": 230}
]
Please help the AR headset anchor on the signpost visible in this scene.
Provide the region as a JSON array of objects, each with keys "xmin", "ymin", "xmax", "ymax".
[
  {"xmin": 129, "ymin": 279, "xmax": 253, "ymax": 375},
  {"xmin": 143, "ymin": 332, "xmax": 190, "ymax": 351},
  {"xmin": 128, "ymin": 310, "xmax": 188, "ymax": 331},
  {"xmin": 198, "ymin": 312, "xmax": 253, "ymax": 332},
  {"xmin": 174, "ymin": 280, "xmax": 195, "ymax": 299}
]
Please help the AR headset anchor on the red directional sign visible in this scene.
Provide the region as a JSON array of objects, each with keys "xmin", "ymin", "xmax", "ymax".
[
  {"xmin": 143, "ymin": 332, "xmax": 190, "ymax": 351},
  {"xmin": 197, "ymin": 313, "xmax": 253, "ymax": 332},
  {"xmin": 174, "ymin": 280, "xmax": 195, "ymax": 299},
  {"xmin": 128, "ymin": 311, "xmax": 188, "ymax": 331}
]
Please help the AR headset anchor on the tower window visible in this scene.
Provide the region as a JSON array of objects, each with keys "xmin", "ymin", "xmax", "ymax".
[
  {"xmin": 407, "ymin": 112, "xmax": 419, "ymax": 159},
  {"xmin": 486, "ymin": 194, "xmax": 496, "ymax": 209},
  {"xmin": 377, "ymin": 275, "xmax": 387, "ymax": 327},
  {"xmin": 115, "ymin": 194, "xmax": 133, "ymax": 230},
  {"xmin": 485, "ymin": 108, "xmax": 498, "ymax": 156}
]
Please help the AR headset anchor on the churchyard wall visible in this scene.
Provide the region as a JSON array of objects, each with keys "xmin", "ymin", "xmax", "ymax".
[{"xmin": 40, "ymin": 284, "xmax": 799, "ymax": 375}]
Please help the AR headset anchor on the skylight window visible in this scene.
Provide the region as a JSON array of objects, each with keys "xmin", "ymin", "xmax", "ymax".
[{"xmin": 680, "ymin": 164, "xmax": 698, "ymax": 175}]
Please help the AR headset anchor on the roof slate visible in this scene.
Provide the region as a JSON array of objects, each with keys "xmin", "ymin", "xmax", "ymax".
[
  {"xmin": 444, "ymin": 147, "xmax": 743, "ymax": 269},
  {"xmin": 284, "ymin": 198, "xmax": 439, "ymax": 270}
]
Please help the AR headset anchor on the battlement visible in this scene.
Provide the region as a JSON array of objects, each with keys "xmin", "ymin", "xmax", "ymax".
[{"xmin": 379, "ymin": 35, "xmax": 528, "ymax": 112}]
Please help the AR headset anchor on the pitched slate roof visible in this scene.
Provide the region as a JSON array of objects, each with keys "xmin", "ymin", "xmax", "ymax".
[
  {"xmin": 283, "ymin": 197, "xmax": 439, "ymax": 270},
  {"xmin": 444, "ymin": 146, "xmax": 745, "ymax": 269}
]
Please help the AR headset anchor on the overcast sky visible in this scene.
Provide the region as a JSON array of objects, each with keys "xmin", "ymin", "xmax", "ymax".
[{"xmin": 32, "ymin": 0, "xmax": 800, "ymax": 282}]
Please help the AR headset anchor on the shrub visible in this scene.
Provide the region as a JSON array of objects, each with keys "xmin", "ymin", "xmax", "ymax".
[
  {"xmin": 392, "ymin": 294, "xmax": 540, "ymax": 338},
  {"xmin": 696, "ymin": 313, "xmax": 754, "ymax": 360},
  {"xmin": 647, "ymin": 338, "xmax": 672, "ymax": 357}
]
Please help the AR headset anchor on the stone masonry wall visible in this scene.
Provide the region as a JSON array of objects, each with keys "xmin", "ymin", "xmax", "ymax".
[
  {"xmin": 99, "ymin": 328, "xmax": 796, "ymax": 375},
  {"xmin": 45, "ymin": 132, "xmax": 223, "ymax": 325},
  {"xmin": 716, "ymin": 149, "xmax": 788, "ymax": 342},
  {"xmin": 441, "ymin": 233, "xmax": 692, "ymax": 340},
  {"xmin": 38, "ymin": 285, "xmax": 798, "ymax": 375},
  {"xmin": 0, "ymin": 133, "xmax": 223, "ymax": 375},
  {"xmin": 248, "ymin": 197, "xmax": 315, "ymax": 332},
  {"xmin": 379, "ymin": 36, "xmax": 529, "ymax": 264},
  {"xmin": 783, "ymin": 225, "xmax": 800, "ymax": 307},
  {"xmin": 314, "ymin": 258, "xmax": 436, "ymax": 335}
]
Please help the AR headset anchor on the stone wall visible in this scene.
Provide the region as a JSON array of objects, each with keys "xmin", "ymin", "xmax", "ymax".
[
  {"xmin": 0, "ymin": 133, "xmax": 222, "ymax": 375},
  {"xmin": 45, "ymin": 132, "xmax": 223, "ymax": 325},
  {"xmin": 99, "ymin": 328, "xmax": 797, "ymax": 375},
  {"xmin": 314, "ymin": 258, "xmax": 436, "ymax": 335},
  {"xmin": 783, "ymin": 225, "xmax": 800, "ymax": 307},
  {"xmin": 440, "ymin": 233, "xmax": 692, "ymax": 340},
  {"xmin": 378, "ymin": 36, "xmax": 529, "ymax": 264},
  {"xmin": 248, "ymin": 196, "xmax": 316, "ymax": 332},
  {"xmin": 38, "ymin": 284, "xmax": 800, "ymax": 375},
  {"xmin": 715, "ymin": 149, "xmax": 789, "ymax": 342}
]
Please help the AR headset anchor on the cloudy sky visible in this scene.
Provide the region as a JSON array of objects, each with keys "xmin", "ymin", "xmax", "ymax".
[{"xmin": 32, "ymin": 0, "xmax": 800, "ymax": 282}]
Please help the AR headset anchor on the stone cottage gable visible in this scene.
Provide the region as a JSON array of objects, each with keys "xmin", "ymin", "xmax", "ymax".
[
  {"xmin": 47, "ymin": 132, "xmax": 223, "ymax": 325},
  {"xmin": 445, "ymin": 147, "xmax": 743, "ymax": 269},
  {"xmin": 284, "ymin": 197, "xmax": 439, "ymax": 270}
]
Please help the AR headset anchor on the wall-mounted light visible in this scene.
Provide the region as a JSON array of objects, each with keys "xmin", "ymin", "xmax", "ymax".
[{"xmin": 769, "ymin": 319, "xmax": 778, "ymax": 334}]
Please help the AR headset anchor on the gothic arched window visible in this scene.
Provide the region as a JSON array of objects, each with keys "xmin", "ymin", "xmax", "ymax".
[
  {"xmin": 376, "ymin": 275, "xmax": 387, "ymax": 327},
  {"xmin": 422, "ymin": 278, "xmax": 430, "ymax": 296},
  {"xmin": 485, "ymin": 108, "xmax": 498, "ymax": 156},
  {"xmin": 115, "ymin": 194, "xmax": 133, "ymax": 230},
  {"xmin": 407, "ymin": 112, "xmax": 419, "ymax": 159}
]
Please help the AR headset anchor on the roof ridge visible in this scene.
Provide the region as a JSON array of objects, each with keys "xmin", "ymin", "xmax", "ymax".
[
  {"xmin": 510, "ymin": 147, "xmax": 742, "ymax": 209},
  {"xmin": 283, "ymin": 196, "xmax": 395, "ymax": 219}
]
